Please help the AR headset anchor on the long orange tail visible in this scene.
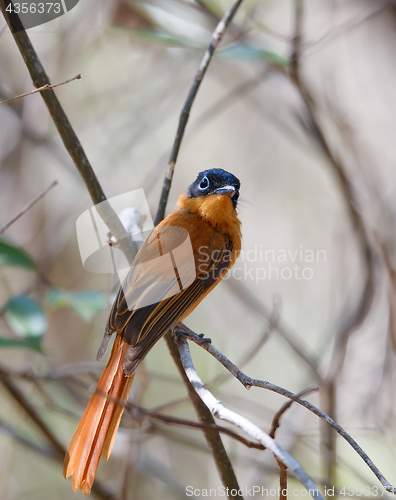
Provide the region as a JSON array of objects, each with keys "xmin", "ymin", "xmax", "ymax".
[{"xmin": 63, "ymin": 335, "xmax": 134, "ymax": 495}]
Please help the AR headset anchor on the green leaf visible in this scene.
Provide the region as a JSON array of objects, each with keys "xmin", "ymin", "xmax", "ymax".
[
  {"xmin": 46, "ymin": 288, "xmax": 106, "ymax": 322},
  {"xmin": 0, "ymin": 335, "xmax": 43, "ymax": 352},
  {"xmin": 4, "ymin": 296, "xmax": 48, "ymax": 338},
  {"xmin": 0, "ymin": 239, "xmax": 36, "ymax": 270},
  {"xmin": 218, "ymin": 44, "xmax": 290, "ymax": 66}
]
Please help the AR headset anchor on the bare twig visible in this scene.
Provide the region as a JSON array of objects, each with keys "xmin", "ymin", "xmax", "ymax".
[
  {"xmin": 164, "ymin": 331, "xmax": 243, "ymax": 499},
  {"xmin": 0, "ymin": 74, "xmax": 81, "ymax": 106},
  {"xmin": 225, "ymin": 279, "xmax": 321, "ymax": 378},
  {"xmin": 208, "ymin": 306, "xmax": 278, "ymax": 388},
  {"xmin": 0, "ymin": 365, "xmax": 114, "ymax": 500},
  {"xmin": 142, "ymin": 70, "xmax": 270, "ymax": 196},
  {"xmin": 289, "ymin": 2, "xmax": 374, "ymax": 375},
  {"xmin": 278, "ymin": 459, "xmax": 288, "ymax": 500},
  {"xmin": 374, "ymin": 233, "xmax": 396, "ymax": 351},
  {"xmin": 302, "ymin": 1, "xmax": 390, "ymax": 53},
  {"xmin": 269, "ymin": 387, "xmax": 318, "ymax": 439},
  {"xmin": 154, "ymin": 0, "xmax": 245, "ymax": 225},
  {"xmin": 149, "ymin": 0, "xmax": 250, "ymax": 492},
  {"xmin": 144, "ymin": 410, "xmax": 264, "ymax": 450},
  {"xmin": 0, "ymin": 366, "xmax": 65, "ymax": 457},
  {"xmin": 0, "ymin": 180, "xmax": 58, "ymax": 234},
  {"xmin": 291, "ymin": 0, "xmax": 303, "ymax": 78},
  {"xmin": 289, "ymin": 0, "xmax": 375, "ymax": 486},
  {"xmin": 97, "ymin": 387, "xmax": 265, "ymax": 451},
  {"xmin": 0, "ymin": 2, "xmax": 138, "ymax": 264},
  {"xmin": 174, "ymin": 328, "xmax": 396, "ymax": 494},
  {"xmin": 175, "ymin": 334, "xmax": 323, "ymax": 499},
  {"xmin": 0, "ymin": 415, "xmax": 56, "ymax": 459}
]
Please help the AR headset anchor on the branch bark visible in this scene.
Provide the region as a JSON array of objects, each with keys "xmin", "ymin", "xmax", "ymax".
[
  {"xmin": 175, "ymin": 334, "xmax": 323, "ymax": 500},
  {"xmin": 0, "ymin": 74, "xmax": 81, "ymax": 106},
  {"xmin": 152, "ymin": 0, "xmax": 248, "ymax": 493},
  {"xmin": 0, "ymin": 2, "xmax": 247, "ymax": 495},
  {"xmin": 154, "ymin": 0, "xmax": 245, "ymax": 224},
  {"xmin": 0, "ymin": 180, "xmax": 58, "ymax": 234},
  {"xmin": 175, "ymin": 327, "xmax": 396, "ymax": 495},
  {"xmin": 164, "ymin": 332, "xmax": 243, "ymax": 499},
  {"xmin": 289, "ymin": 0, "xmax": 375, "ymax": 486},
  {"xmin": 0, "ymin": 2, "xmax": 137, "ymax": 265},
  {"xmin": 0, "ymin": 365, "xmax": 115, "ymax": 500}
]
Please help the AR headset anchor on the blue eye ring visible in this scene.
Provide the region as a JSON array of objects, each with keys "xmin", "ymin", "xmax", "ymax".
[{"xmin": 199, "ymin": 176, "xmax": 209, "ymax": 191}]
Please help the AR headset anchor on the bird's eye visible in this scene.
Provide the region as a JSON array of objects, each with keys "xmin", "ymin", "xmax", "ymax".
[{"xmin": 198, "ymin": 176, "xmax": 209, "ymax": 191}]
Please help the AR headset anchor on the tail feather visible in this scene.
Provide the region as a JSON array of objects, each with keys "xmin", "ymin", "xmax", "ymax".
[
  {"xmin": 102, "ymin": 375, "xmax": 134, "ymax": 461},
  {"xmin": 64, "ymin": 335, "xmax": 134, "ymax": 495}
]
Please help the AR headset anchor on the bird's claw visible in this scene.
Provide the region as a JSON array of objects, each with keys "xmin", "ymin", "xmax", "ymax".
[
  {"xmin": 172, "ymin": 326, "xmax": 211, "ymax": 344},
  {"xmin": 194, "ymin": 333, "xmax": 212, "ymax": 343}
]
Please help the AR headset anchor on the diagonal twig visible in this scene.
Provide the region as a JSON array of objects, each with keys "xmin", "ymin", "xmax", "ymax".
[
  {"xmin": 175, "ymin": 334, "xmax": 324, "ymax": 499},
  {"xmin": 0, "ymin": 2, "xmax": 138, "ymax": 264},
  {"xmin": 151, "ymin": 0, "xmax": 248, "ymax": 493},
  {"xmin": 163, "ymin": 331, "xmax": 243, "ymax": 498},
  {"xmin": 154, "ymin": 0, "xmax": 245, "ymax": 224},
  {"xmin": 269, "ymin": 387, "xmax": 318, "ymax": 440},
  {"xmin": 0, "ymin": 180, "xmax": 58, "ymax": 234},
  {"xmin": 95, "ymin": 386, "xmax": 265, "ymax": 451},
  {"xmin": 0, "ymin": 74, "xmax": 81, "ymax": 106},
  {"xmin": 175, "ymin": 327, "xmax": 396, "ymax": 494},
  {"xmin": 289, "ymin": 0, "xmax": 375, "ymax": 485},
  {"xmin": 0, "ymin": 365, "xmax": 115, "ymax": 500},
  {"xmin": 225, "ymin": 279, "xmax": 321, "ymax": 378}
]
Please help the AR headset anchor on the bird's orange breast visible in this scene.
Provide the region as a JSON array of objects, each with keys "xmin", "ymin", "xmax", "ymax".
[{"xmin": 162, "ymin": 193, "xmax": 242, "ymax": 318}]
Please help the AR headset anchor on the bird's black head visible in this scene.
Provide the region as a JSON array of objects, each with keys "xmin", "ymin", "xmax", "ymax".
[{"xmin": 186, "ymin": 169, "xmax": 240, "ymax": 209}]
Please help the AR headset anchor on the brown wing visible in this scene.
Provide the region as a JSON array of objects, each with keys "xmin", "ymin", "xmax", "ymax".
[
  {"xmin": 101, "ymin": 222, "xmax": 233, "ymax": 375},
  {"xmin": 122, "ymin": 240, "xmax": 232, "ymax": 375}
]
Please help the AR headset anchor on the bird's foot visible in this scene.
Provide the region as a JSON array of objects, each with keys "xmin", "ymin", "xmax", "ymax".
[{"xmin": 172, "ymin": 323, "xmax": 212, "ymax": 343}]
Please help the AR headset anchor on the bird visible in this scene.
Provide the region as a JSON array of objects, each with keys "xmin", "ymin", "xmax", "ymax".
[{"xmin": 63, "ymin": 168, "xmax": 242, "ymax": 494}]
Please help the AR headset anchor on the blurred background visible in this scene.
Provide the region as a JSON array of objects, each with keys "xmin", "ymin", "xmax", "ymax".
[{"xmin": 1, "ymin": 0, "xmax": 396, "ymax": 498}]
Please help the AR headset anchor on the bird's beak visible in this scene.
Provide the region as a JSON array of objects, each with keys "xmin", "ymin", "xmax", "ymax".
[{"xmin": 213, "ymin": 185, "xmax": 236, "ymax": 198}]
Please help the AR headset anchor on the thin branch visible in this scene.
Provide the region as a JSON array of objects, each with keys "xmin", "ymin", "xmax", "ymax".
[
  {"xmin": 175, "ymin": 334, "xmax": 323, "ymax": 500},
  {"xmin": 0, "ymin": 415, "xmax": 57, "ymax": 458},
  {"xmin": 150, "ymin": 0, "xmax": 249, "ymax": 491},
  {"xmin": 142, "ymin": 69, "xmax": 270, "ymax": 197},
  {"xmin": 154, "ymin": 0, "xmax": 245, "ymax": 225},
  {"xmin": 5, "ymin": 362, "xmax": 264, "ymax": 451},
  {"xmin": 174, "ymin": 328, "xmax": 396, "ymax": 494},
  {"xmin": 289, "ymin": 0, "xmax": 375, "ymax": 486},
  {"xmin": 302, "ymin": 1, "xmax": 390, "ymax": 53},
  {"xmin": 0, "ymin": 2, "xmax": 137, "ymax": 264},
  {"xmin": 0, "ymin": 180, "xmax": 58, "ymax": 234},
  {"xmin": 1, "ymin": 4, "xmax": 245, "ymax": 495},
  {"xmin": 163, "ymin": 331, "xmax": 243, "ymax": 499},
  {"xmin": 277, "ymin": 459, "xmax": 288, "ymax": 500},
  {"xmin": 269, "ymin": 387, "xmax": 318, "ymax": 439},
  {"xmin": 373, "ymin": 233, "xmax": 396, "ymax": 351},
  {"xmin": 0, "ymin": 74, "xmax": 81, "ymax": 106},
  {"xmin": 208, "ymin": 306, "xmax": 277, "ymax": 388},
  {"xmin": 0, "ymin": 365, "xmax": 115, "ymax": 500},
  {"xmin": 144, "ymin": 410, "xmax": 264, "ymax": 450},
  {"xmin": 97, "ymin": 387, "xmax": 265, "ymax": 451},
  {"xmin": 291, "ymin": 0, "xmax": 303, "ymax": 78},
  {"xmin": 289, "ymin": 2, "xmax": 374, "ymax": 375},
  {"xmin": 225, "ymin": 279, "xmax": 321, "ymax": 378},
  {"xmin": 0, "ymin": 365, "xmax": 65, "ymax": 457}
]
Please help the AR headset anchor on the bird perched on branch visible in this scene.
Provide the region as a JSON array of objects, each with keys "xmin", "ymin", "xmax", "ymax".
[{"xmin": 64, "ymin": 168, "xmax": 242, "ymax": 494}]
